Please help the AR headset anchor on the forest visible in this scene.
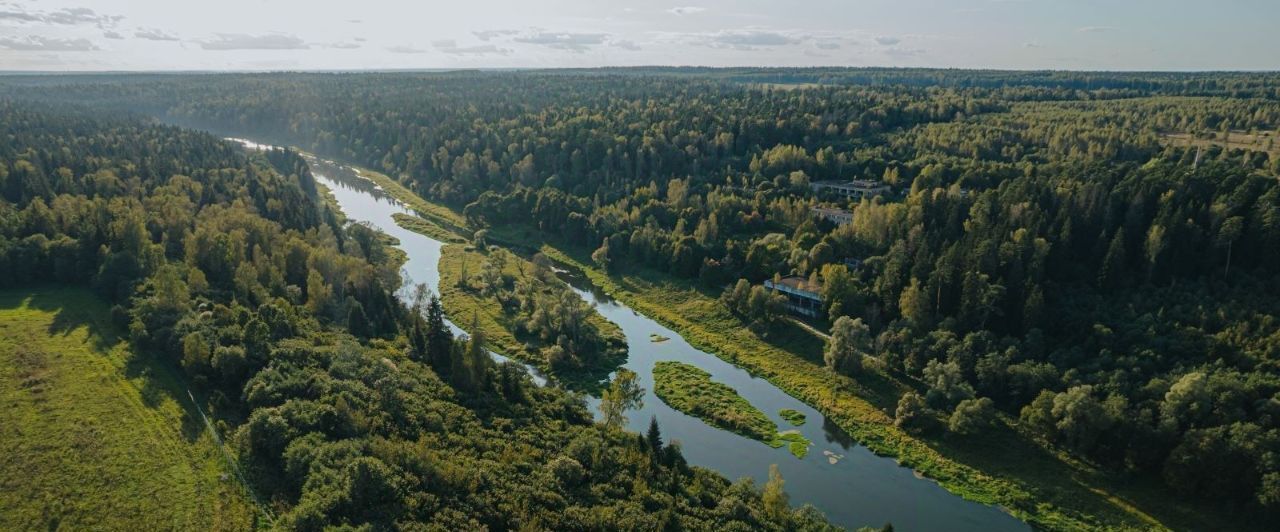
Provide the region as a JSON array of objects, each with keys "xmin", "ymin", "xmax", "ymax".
[
  {"xmin": 2, "ymin": 67, "xmax": 1279, "ymax": 528},
  {"xmin": 0, "ymin": 100, "xmax": 832, "ymax": 530}
]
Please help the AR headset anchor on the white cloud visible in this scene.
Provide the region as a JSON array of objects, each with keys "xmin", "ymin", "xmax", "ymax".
[
  {"xmin": 667, "ymin": 7, "xmax": 707, "ymax": 16},
  {"xmin": 514, "ymin": 31, "xmax": 609, "ymax": 52},
  {"xmin": 874, "ymin": 36, "xmax": 900, "ymax": 46},
  {"xmin": 473, "ymin": 29, "xmax": 519, "ymax": 41},
  {"xmin": 694, "ymin": 29, "xmax": 801, "ymax": 50},
  {"xmin": 200, "ymin": 34, "xmax": 309, "ymax": 50},
  {"xmin": 103, "ymin": 30, "xmax": 124, "ymax": 40},
  {"xmin": 135, "ymin": 28, "xmax": 179, "ymax": 41},
  {"xmin": 387, "ymin": 44, "xmax": 428, "ymax": 54},
  {"xmin": 1076, "ymin": 26, "xmax": 1114, "ymax": 33},
  {"xmin": 0, "ymin": 35, "xmax": 99, "ymax": 51},
  {"xmin": 0, "ymin": 6, "xmax": 121, "ymax": 27},
  {"xmin": 433, "ymin": 39, "xmax": 511, "ymax": 55},
  {"xmin": 610, "ymin": 39, "xmax": 641, "ymax": 51}
]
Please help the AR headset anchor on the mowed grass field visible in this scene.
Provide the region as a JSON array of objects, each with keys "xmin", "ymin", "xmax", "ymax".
[{"xmin": 0, "ymin": 287, "xmax": 256, "ymax": 531}]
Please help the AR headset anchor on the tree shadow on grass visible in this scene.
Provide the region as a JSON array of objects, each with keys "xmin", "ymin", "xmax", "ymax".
[{"xmin": 1, "ymin": 285, "xmax": 210, "ymax": 445}]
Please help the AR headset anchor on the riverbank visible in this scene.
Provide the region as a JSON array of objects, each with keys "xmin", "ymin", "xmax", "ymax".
[
  {"xmin": 527, "ymin": 234, "xmax": 1179, "ymax": 531},
  {"xmin": 437, "ymin": 244, "xmax": 627, "ymax": 391},
  {"xmin": 303, "ymin": 152, "xmax": 1242, "ymax": 532}
]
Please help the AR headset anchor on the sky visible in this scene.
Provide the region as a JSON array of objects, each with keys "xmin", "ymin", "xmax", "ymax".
[{"xmin": 0, "ymin": 0, "xmax": 1277, "ymax": 72}]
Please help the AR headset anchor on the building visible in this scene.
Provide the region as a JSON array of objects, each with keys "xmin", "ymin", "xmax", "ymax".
[
  {"xmin": 810, "ymin": 179, "xmax": 891, "ymax": 200},
  {"xmin": 812, "ymin": 206, "xmax": 853, "ymax": 226},
  {"xmin": 764, "ymin": 276, "xmax": 823, "ymax": 318}
]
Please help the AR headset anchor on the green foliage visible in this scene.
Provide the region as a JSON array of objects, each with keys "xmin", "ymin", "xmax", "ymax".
[
  {"xmin": 779, "ymin": 408, "xmax": 807, "ymax": 426},
  {"xmin": 949, "ymin": 397, "xmax": 997, "ymax": 436},
  {"xmin": 437, "ymin": 244, "xmax": 626, "ymax": 387},
  {"xmin": 652, "ymin": 360, "xmax": 811, "ymax": 457},
  {"xmin": 10, "ymin": 68, "xmax": 1280, "ymax": 529},
  {"xmin": 0, "ymin": 103, "xmax": 815, "ymax": 531},
  {"xmin": 599, "ymin": 368, "xmax": 644, "ymax": 428}
]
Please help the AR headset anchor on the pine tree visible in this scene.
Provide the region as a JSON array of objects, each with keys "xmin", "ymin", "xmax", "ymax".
[
  {"xmin": 646, "ymin": 416, "xmax": 663, "ymax": 453},
  {"xmin": 425, "ymin": 296, "xmax": 454, "ymax": 375}
]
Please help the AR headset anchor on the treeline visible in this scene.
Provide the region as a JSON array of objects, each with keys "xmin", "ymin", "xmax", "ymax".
[
  {"xmin": 7, "ymin": 69, "xmax": 1280, "ymax": 516},
  {"xmin": 0, "ymin": 101, "xmax": 833, "ymax": 530}
]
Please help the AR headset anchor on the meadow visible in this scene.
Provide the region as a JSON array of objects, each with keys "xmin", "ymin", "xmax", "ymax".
[{"xmin": 0, "ymin": 287, "xmax": 257, "ymax": 531}]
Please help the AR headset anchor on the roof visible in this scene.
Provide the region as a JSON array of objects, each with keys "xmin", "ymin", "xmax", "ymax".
[
  {"xmin": 812, "ymin": 179, "xmax": 890, "ymax": 190},
  {"xmin": 768, "ymin": 275, "xmax": 821, "ymax": 293},
  {"xmin": 812, "ymin": 206, "xmax": 852, "ymax": 216}
]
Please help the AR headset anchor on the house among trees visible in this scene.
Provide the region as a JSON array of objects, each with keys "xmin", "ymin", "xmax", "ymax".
[
  {"xmin": 810, "ymin": 179, "xmax": 892, "ymax": 200},
  {"xmin": 812, "ymin": 206, "xmax": 854, "ymax": 226},
  {"xmin": 764, "ymin": 276, "xmax": 823, "ymax": 318}
]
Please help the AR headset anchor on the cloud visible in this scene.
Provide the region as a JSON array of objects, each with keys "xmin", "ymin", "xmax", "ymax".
[
  {"xmin": 473, "ymin": 29, "xmax": 519, "ymax": 41},
  {"xmin": 0, "ymin": 9, "xmax": 42, "ymax": 24},
  {"xmin": 327, "ymin": 42, "xmax": 362, "ymax": 49},
  {"xmin": 667, "ymin": 7, "xmax": 707, "ymax": 15},
  {"xmin": 387, "ymin": 44, "xmax": 428, "ymax": 54},
  {"xmin": 200, "ymin": 33, "xmax": 309, "ymax": 50},
  {"xmin": 874, "ymin": 36, "xmax": 900, "ymax": 45},
  {"xmin": 432, "ymin": 39, "xmax": 511, "ymax": 55},
  {"xmin": 1023, "ymin": 42, "xmax": 1044, "ymax": 49},
  {"xmin": 135, "ymin": 28, "xmax": 179, "ymax": 41},
  {"xmin": 610, "ymin": 39, "xmax": 641, "ymax": 51},
  {"xmin": 354, "ymin": 37, "xmax": 367, "ymax": 42},
  {"xmin": 0, "ymin": 6, "xmax": 121, "ymax": 27},
  {"xmin": 103, "ymin": 30, "xmax": 124, "ymax": 40},
  {"xmin": 0, "ymin": 35, "xmax": 98, "ymax": 51},
  {"xmin": 514, "ymin": 31, "xmax": 609, "ymax": 52},
  {"xmin": 884, "ymin": 46, "xmax": 926, "ymax": 58},
  {"xmin": 1076, "ymin": 26, "xmax": 1114, "ymax": 33},
  {"xmin": 815, "ymin": 41, "xmax": 841, "ymax": 50},
  {"xmin": 694, "ymin": 29, "xmax": 801, "ymax": 50}
]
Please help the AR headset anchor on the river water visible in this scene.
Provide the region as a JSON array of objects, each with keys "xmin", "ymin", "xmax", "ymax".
[{"xmin": 238, "ymin": 139, "xmax": 1028, "ymax": 531}]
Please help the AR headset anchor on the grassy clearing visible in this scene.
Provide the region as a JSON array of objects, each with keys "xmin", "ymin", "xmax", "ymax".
[
  {"xmin": 392, "ymin": 212, "xmax": 467, "ymax": 243},
  {"xmin": 437, "ymin": 244, "xmax": 626, "ymax": 390},
  {"xmin": 0, "ymin": 287, "xmax": 257, "ymax": 531},
  {"xmin": 780, "ymin": 409, "xmax": 807, "ymax": 426},
  {"xmin": 1160, "ymin": 130, "xmax": 1280, "ymax": 156}
]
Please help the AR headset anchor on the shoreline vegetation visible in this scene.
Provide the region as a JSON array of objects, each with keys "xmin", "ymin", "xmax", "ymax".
[
  {"xmin": 652, "ymin": 361, "xmax": 811, "ymax": 458},
  {"xmin": 780, "ymin": 409, "xmax": 807, "ymax": 426},
  {"xmin": 437, "ymin": 243, "xmax": 627, "ymax": 391},
  {"xmin": 295, "ymin": 148, "xmax": 1226, "ymax": 531}
]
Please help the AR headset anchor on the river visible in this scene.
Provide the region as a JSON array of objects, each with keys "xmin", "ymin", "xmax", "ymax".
[{"xmin": 237, "ymin": 139, "xmax": 1029, "ymax": 531}]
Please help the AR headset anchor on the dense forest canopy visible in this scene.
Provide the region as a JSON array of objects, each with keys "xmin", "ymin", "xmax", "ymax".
[
  {"xmin": 3, "ymin": 67, "xmax": 1280, "ymax": 525},
  {"xmin": 0, "ymin": 100, "xmax": 833, "ymax": 530}
]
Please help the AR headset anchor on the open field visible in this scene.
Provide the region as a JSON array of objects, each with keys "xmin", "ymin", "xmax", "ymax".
[
  {"xmin": 1161, "ymin": 130, "xmax": 1280, "ymax": 156},
  {"xmin": 0, "ymin": 288, "xmax": 257, "ymax": 531}
]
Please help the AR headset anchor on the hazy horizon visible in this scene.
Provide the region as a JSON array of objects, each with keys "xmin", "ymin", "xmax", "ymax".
[{"xmin": 1, "ymin": 0, "xmax": 1278, "ymax": 72}]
